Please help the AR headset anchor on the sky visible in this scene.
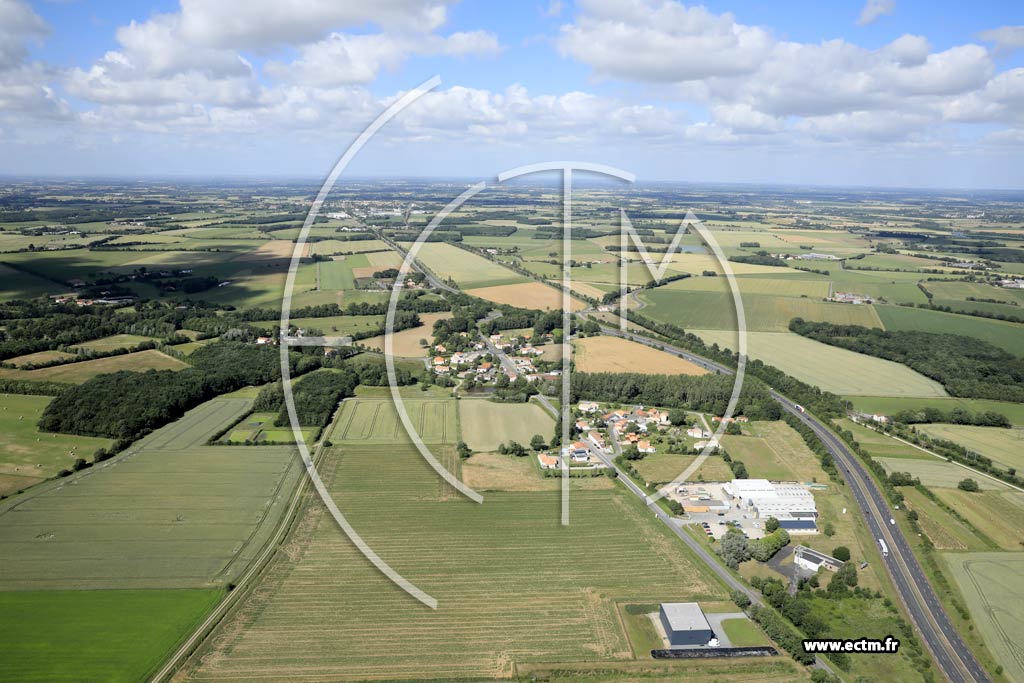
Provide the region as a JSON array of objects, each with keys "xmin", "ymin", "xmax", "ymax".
[{"xmin": 1, "ymin": 0, "xmax": 1023, "ymax": 188}]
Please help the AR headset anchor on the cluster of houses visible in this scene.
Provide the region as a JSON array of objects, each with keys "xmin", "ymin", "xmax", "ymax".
[
  {"xmin": 827, "ymin": 291, "xmax": 874, "ymax": 305},
  {"xmin": 431, "ymin": 344, "xmax": 489, "ymax": 378},
  {"xmin": 50, "ymin": 293, "xmax": 136, "ymax": 307},
  {"xmin": 431, "ymin": 333, "xmax": 560, "ymax": 383},
  {"xmin": 998, "ymin": 278, "xmax": 1024, "ymax": 289}
]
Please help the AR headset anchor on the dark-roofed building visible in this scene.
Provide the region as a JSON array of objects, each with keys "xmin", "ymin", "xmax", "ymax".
[{"xmin": 659, "ymin": 602, "xmax": 714, "ymax": 646}]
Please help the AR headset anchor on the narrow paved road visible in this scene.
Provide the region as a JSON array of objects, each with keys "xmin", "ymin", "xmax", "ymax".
[{"xmin": 596, "ymin": 322, "xmax": 989, "ymax": 683}]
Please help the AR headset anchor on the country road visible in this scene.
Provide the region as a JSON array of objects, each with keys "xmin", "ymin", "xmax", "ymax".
[{"xmin": 596, "ymin": 323, "xmax": 989, "ymax": 683}]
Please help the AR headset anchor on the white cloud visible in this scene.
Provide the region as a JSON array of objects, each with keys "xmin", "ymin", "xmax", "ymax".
[
  {"xmin": 0, "ymin": 0, "xmax": 46, "ymax": 70},
  {"xmin": 857, "ymin": 0, "xmax": 895, "ymax": 27},
  {"xmin": 977, "ymin": 25, "xmax": 1024, "ymax": 56},
  {"xmin": 558, "ymin": 0, "xmax": 773, "ymax": 82},
  {"xmin": 265, "ymin": 31, "xmax": 499, "ymax": 86},
  {"xmin": 174, "ymin": 0, "xmax": 450, "ymax": 50},
  {"xmin": 0, "ymin": 0, "xmax": 70, "ymax": 120}
]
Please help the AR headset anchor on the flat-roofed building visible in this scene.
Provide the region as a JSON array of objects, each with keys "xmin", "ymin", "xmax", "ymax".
[
  {"xmin": 723, "ymin": 479, "xmax": 818, "ymax": 530},
  {"xmin": 659, "ymin": 603, "xmax": 714, "ymax": 646}
]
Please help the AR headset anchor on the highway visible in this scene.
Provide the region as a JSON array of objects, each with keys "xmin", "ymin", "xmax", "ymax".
[
  {"xmin": 595, "ymin": 322, "xmax": 989, "ymax": 683},
  {"xmin": 372, "ymin": 240, "xmax": 989, "ymax": 682}
]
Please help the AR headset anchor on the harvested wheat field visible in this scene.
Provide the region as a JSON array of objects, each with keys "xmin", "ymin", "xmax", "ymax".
[
  {"xmin": 465, "ymin": 281, "xmax": 586, "ymax": 311},
  {"xmin": 573, "ymin": 336, "xmax": 709, "ymax": 375}
]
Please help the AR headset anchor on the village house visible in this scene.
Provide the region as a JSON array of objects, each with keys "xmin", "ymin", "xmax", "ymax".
[
  {"xmin": 587, "ymin": 431, "xmax": 606, "ymax": 450},
  {"xmin": 578, "ymin": 401, "xmax": 600, "ymax": 413},
  {"xmin": 687, "ymin": 426, "xmax": 710, "ymax": 438},
  {"xmin": 637, "ymin": 439, "xmax": 655, "ymax": 454},
  {"xmin": 537, "ymin": 452, "xmax": 560, "ymax": 470},
  {"xmin": 569, "ymin": 441, "xmax": 590, "ymax": 462}
]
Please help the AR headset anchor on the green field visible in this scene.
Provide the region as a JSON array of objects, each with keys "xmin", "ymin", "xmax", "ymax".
[
  {"xmin": 720, "ymin": 421, "xmax": 825, "ymax": 481},
  {"xmin": 692, "ymin": 330, "xmax": 947, "ymax": 397},
  {"xmin": 876, "ymin": 305, "xmax": 1024, "ymax": 356},
  {"xmin": 633, "ymin": 453, "xmax": 702, "ymax": 484},
  {"xmin": 222, "ymin": 412, "xmax": 317, "ymax": 444},
  {"xmin": 0, "ymin": 589, "xmax": 222, "ymax": 683},
  {"xmin": 875, "ymin": 458, "xmax": 1008, "ymax": 491},
  {"xmin": 944, "ymin": 552, "xmax": 1024, "ymax": 682},
  {"xmin": 319, "ymin": 254, "xmax": 370, "ymax": 290},
  {"xmin": 184, "ymin": 438, "xmax": 736, "ymax": 682},
  {"xmin": 258, "ymin": 314, "xmax": 385, "ymax": 337},
  {"xmin": 330, "ymin": 397, "xmax": 457, "ymax": 444},
  {"xmin": 0, "ymin": 394, "xmax": 114, "ymax": 496},
  {"xmin": 68, "ymin": 333, "xmax": 157, "ymax": 353},
  {"xmin": 0, "ymin": 262, "xmax": 60, "ymax": 300},
  {"xmin": 0, "ymin": 396, "xmax": 302, "ymax": 590},
  {"xmin": 721, "ymin": 617, "xmax": 769, "ymax": 646},
  {"xmin": 834, "ymin": 419, "xmax": 931, "ymax": 459},
  {"xmin": 847, "ymin": 396, "xmax": 1024, "ymax": 426},
  {"xmin": 0, "ymin": 349, "xmax": 189, "ymax": 384},
  {"xmin": 916, "ymin": 424, "xmax": 1024, "ymax": 472},
  {"xmin": 663, "ymin": 273, "xmax": 831, "ymax": 298},
  {"xmin": 932, "ymin": 489, "xmax": 1024, "ymax": 551},
  {"xmin": 410, "ymin": 242, "xmax": 528, "ymax": 289},
  {"xmin": 458, "ymin": 399, "xmax": 556, "ymax": 452},
  {"xmin": 639, "ymin": 288, "xmax": 883, "ymax": 332},
  {"xmin": 901, "ymin": 488, "xmax": 991, "ymax": 552}
]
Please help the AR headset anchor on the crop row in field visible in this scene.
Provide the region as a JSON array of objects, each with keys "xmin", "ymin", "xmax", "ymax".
[
  {"xmin": 0, "ymin": 396, "xmax": 302, "ymax": 590},
  {"xmin": 184, "ymin": 442, "xmax": 731, "ymax": 682},
  {"xmin": 331, "ymin": 397, "xmax": 456, "ymax": 445}
]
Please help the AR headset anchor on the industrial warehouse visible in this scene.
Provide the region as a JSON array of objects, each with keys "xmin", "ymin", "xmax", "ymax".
[{"xmin": 721, "ymin": 479, "xmax": 818, "ymax": 530}]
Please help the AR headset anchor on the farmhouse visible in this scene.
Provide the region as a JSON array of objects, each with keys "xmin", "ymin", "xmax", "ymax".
[
  {"xmin": 722, "ymin": 479, "xmax": 818, "ymax": 530},
  {"xmin": 828, "ymin": 292, "xmax": 874, "ymax": 305},
  {"xmin": 793, "ymin": 545, "xmax": 844, "ymax": 573},
  {"xmin": 658, "ymin": 603, "xmax": 715, "ymax": 647},
  {"xmin": 537, "ymin": 452, "xmax": 560, "ymax": 470}
]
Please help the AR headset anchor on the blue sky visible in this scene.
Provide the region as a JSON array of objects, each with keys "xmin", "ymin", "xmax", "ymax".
[{"xmin": 1, "ymin": 0, "xmax": 1023, "ymax": 188}]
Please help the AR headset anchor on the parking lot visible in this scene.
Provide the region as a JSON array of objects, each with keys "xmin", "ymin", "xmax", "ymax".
[{"xmin": 666, "ymin": 482, "xmax": 767, "ymax": 540}]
